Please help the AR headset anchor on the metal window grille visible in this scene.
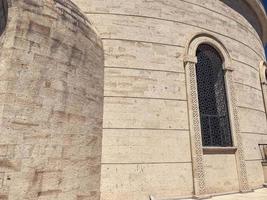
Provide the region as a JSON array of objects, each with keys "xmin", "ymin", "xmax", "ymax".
[
  {"xmin": 196, "ymin": 44, "xmax": 233, "ymax": 147},
  {"xmin": 0, "ymin": 0, "xmax": 7, "ymax": 35}
]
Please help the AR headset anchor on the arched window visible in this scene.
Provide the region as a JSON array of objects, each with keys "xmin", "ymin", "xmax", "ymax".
[{"xmin": 196, "ymin": 44, "xmax": 232, "ymax": 147}]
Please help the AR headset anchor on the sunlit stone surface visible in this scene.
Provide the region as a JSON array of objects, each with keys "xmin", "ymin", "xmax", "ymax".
[{"xmin": 0, "ymin": 0, "xmax": 267, "ymax": 199}]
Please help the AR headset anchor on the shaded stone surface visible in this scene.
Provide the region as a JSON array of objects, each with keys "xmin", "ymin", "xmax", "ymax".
[{"xmin": 0, "ymin": 0, "xmax": 104, "ymax": 199}]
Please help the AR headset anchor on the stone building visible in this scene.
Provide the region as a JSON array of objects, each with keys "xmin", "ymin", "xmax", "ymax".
[{"xmin": 0, "ymin": 0, "xmax": 267, "ymax": 200}]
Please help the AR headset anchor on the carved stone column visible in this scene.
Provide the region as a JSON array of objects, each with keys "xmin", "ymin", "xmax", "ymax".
[
  {"xmin": 225, "ymin": 69, "xmax": 250, "ymax": 192},
  {"xmin": 184, "ymin": 57, "xmax": 206, "ymax": 196},
  {"xmin": 259, "ymin": 61, "xmax": 267, "ymax": 119}
]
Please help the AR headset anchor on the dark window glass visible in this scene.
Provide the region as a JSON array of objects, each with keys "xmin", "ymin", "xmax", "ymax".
[
  {"xmin": 196, "ymin": 44, "xmax": 232, "ymax": 147},
  {"xmin": 0, "ymin": 0, "xmax": 7, "ymax": 35}
]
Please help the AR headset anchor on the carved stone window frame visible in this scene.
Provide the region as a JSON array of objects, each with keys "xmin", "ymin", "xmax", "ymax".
[
  {"xmin": 259, "ymin": 61, "xmax": 267, "ymax": 118},
  {"xmin": 184, "ymin": 33, "xmax": 249, "ymax": 196},
  {"xmin": 260, "ymin": 61, "xmax": 267, "ymax": 85}
]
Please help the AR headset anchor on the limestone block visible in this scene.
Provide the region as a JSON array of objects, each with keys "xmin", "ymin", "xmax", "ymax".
[
  {"xmin": 100, "ymin": 163, "xmax": 193, "ymax": 200},
  {"xmin": 246, "ymin": 161, "xmax": 265, "ymax": 189},
  {"xmin": 225, "ymin": 39, "xmax": 263, "ymax": 69},
  {"xmin": 232, "ymin": 61, "xmax": 261, "ymax": 90},
  {"xmin": 203, "ymin": 154, "xmax": 240, "ymax": 194},
  {"xmin": 87, "ymin": 14, "xmax": 195, "ymax": 46},
  {"xmin": 0, "ymin": 0, "xmax": 104, "ymax": 199},
  {"xmin": 102, "ymin": 129, "xmax": 191, "ymax": 163},
  {"xmin": 103, "ymin": 40, "xmax": 184, "ymax": 72},
  {"xmin": 73, "ymin": 0, "xmax": 263, "ymax": 55},
  {"xmin": 242, "ymin": 133, "xmax": 267, "ymax": 160},
  {"xmin": 189, "ymin": 0, "xmax": 263, "ymax": 38},
  {"xmin": 238, "ymin": 108, "xmax": 267, "ymax": 134},
  {"xmin": 88, "ymin": 13, "xmax": 263, "ymax": 68},
  {"xmin": 235, "ymin": 83, "xmax": 265, "ymax": 112},
  {"xmin": 103, "ymin": 97, "xmax": 188, "ymax": 129},
  {"xmin": 75, "ymin": 0, "xmax": 267, "ymax": 199},
  {"xmin": 104, "ymin": 68, "xmax": 186, "ymax": 100},
  {"xmin": 1, "ymin": 0, "xmax": 266, "ymax": 200}
]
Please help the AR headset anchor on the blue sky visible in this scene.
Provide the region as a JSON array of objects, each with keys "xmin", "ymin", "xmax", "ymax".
[{"xmin": 264, "ymin": 0, "xmax": 267, "ymax": 55}]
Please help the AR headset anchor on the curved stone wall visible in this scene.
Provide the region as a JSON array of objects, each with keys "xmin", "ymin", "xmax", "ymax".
[
  {"xmin": 0, "ymin": 0, "xmax": 266, "ymax": 199},
  {"xmin": 221, "ymin": 0, "xmax": 262, "ymax": 37},
  {"xmin": 0, "ymin": 0, "xmax": 104, "ymax": 199},
  {"xmin": 71, "ymin": 0, "xmax": 267, "ymax": 199}
]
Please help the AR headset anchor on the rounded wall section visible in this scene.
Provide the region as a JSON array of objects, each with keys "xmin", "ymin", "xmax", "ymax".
[
  {"xmin": 0, "ymin": 0, "xmax": 104, "ymax": 200},
  {"xmin": 220, "ymin": 0, "xmax": 265, "ymax": 42},
  {"xmin": 71, "ymin": 0, "xmax": 267, "ymax": 199}
]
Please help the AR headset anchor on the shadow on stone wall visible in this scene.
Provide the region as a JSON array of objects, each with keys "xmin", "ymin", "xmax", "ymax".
[
  {"xmin": 0, "ymin": 0, "xmax": 104, "ymax": 199},
  {"xmin": 220, "ymin": 0, "xmax": 263, "ymax": 39}
]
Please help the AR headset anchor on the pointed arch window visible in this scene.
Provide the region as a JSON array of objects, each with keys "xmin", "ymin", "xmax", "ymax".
[{"xmin": 196, "ymin": 44, "xmax": 232, "ymax": 147}]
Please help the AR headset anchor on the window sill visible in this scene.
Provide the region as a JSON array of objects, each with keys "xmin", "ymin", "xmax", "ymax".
[{"xmin": 203, "ymin": 146, "xmax": 237, "ymax": 155}]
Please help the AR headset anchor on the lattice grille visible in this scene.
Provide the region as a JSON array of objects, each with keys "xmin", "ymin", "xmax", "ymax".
[{"xmin": 196, "ymin": 44, "xmax": 232, "ymax": 147}]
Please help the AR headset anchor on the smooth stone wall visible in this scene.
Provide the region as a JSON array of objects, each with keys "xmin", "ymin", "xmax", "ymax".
[{"xmin": 71, "ymin": 0, "xmax": 267, "ymax": 199}]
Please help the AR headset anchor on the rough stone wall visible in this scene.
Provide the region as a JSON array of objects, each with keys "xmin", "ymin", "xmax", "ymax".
[
  {"xmin": 71, "ymin": 0, "xmax": 267, "ymax": 199},
  {"xmin": 0, "ymin": 0, "xmax": 104, "ymax": 200}
]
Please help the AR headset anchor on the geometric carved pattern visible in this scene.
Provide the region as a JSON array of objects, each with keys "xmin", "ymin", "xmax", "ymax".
[
  {"xmin": 185, "ymin": 61, "xmax": 206, "ymax": 195},
  {"xmin": 227, "ymin": 72, "xmax": 250, "ymax": 192},
  {"xmin": 185, "ymin": 40, "xmax": 250, "ymax": 194}
]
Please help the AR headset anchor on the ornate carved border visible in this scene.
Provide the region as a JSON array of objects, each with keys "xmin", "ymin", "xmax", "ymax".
[
  {"xmin": 184, "ymin": 33, "xmax": 249, "ymax": 195},
  {"xmin": 227, "ymin": 71, "xmax": 250, "ymax": 192},
  {"xmin": 184, "ymin": 58, "xmax": 206, "ymax": 195},
  {"xmin": 259, "ymin": 61, "xmax": 267, "ymax": 120}
]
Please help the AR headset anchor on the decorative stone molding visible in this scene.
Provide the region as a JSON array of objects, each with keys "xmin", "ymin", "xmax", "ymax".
[
  {"xmin": 184, "ymin": 33, "xmax": 250, "ymax": 195},
  {"xmin": 184, "ymin": 58, "xmax": 206, "ymax": 195},
  {"xmin": 203, "ymin": 147, "xmax": 237, "ymax": 155},
  {"xmin": 259, "ymin": 61, "xmax": 267, "ymax": 121},
  {"xmin": 260, "ymin": 61, "xmax": 267, "ymax": 85},
  {"xmin": 227, "ymin": 72, "xmax": 250, "ymax": 192}
]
